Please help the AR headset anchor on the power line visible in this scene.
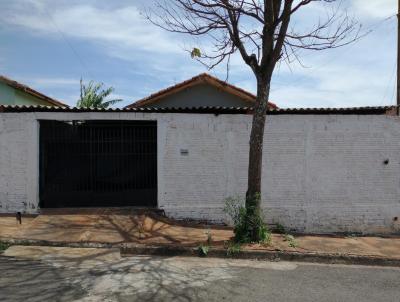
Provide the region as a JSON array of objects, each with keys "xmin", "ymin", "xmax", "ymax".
[
  {"xmin": 41, "ymin": 6, "xmax": 94, "ymax": 79},
  {"xmin": 300, "ymin": 14, "xmax": 396, "ymax": 73},
  {"xmin": 272, "ymin": 14, "xmax": 397, "ymax": 98},
  {"xmin": 381, "ymin": 61, "xmax": 397, "ymax": 105}
]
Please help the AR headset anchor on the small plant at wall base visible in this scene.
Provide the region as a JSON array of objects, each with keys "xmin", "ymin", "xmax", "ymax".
[
  {"xmin": 275, "ymin": 222, "xmax": 298, "ymax": 248},
  {"xmin": 197, "ymin": 228, "xmax": 213, "ymax": 257},
  {"xmin": 197, "ymin": 244, "xmax": 209, "ymax": 257},
  {"xmin": 284, "ymin": 234, "xmax": 298, "ymax": 248},
  {"xmin": 0, "ymin": 242, "xmax": 10, "ymax": 253},
  {"xmin": 224, "ymin": 196, "xmax": 271, "ymax": 244},
  {"xmin": 226, "ymin": 241, "xmax": 242, "ymax": 257}
]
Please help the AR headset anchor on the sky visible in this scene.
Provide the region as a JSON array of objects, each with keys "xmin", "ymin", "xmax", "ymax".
[{"xmin": 0, "ymin": 0, "xmax": 397, "ymax": 108}]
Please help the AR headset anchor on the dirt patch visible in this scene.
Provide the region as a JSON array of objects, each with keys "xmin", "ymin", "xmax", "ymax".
[{"xmin": 0, "ymin": 211, "xmax": 233, "ymax": 246}]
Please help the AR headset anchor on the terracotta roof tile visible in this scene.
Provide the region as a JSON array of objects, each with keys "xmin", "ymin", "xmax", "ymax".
[
  {"xmin": 0, "ymin": 104, "xmax": 396, "ymax": 115},
  {"xmin": 0, "ymin": 75, "xmax": 68, "ymax": 107},
  {"xmin": 125, "ymin": 73, "xmax": 278, "ymax": 109}
]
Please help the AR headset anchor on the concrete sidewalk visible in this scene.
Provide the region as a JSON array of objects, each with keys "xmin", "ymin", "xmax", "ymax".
[
  {"xmin": 1, "ymin": 211, "xmax": 400, "ymax": 263},
  {"xmin": 0, "ymin": 209, "xmax": 232, "ymax": 246}
]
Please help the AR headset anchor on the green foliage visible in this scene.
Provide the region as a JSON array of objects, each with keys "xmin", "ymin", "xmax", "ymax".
[
  {"xmin": 190, "ymin": 47, "xmax": 201, "ymax": 58},
  {"xmin": 223, "ymin": 195, "xmax": 271, "ymax": 244},
  {"xmin": 263, "ymin": 231, "xmax": 272, "ymax": 246},
  {"xmin": 197, "ymin": 244, "xmax": 209, "ymax": 257},
  {"xmin": 284, "ymin": 234, "xmax": 298, "ymax": 248},
  {"xmin": 275, "ymin": 223, "xmax": 298, "ymax": 248},
  {"xmin": 226, "ymin": 241, "xmax": 241, "ymax": 256},
  {"xmin": 197, "ymin": 229, "xmax": 213, "ymax": 257},
  {"xmin": 0, "ymin": 242, "xmax": 10, "ymax": 253},
  {"xmin": 77, "ymin": 79, "xmax": 122, "ymax": 109}
]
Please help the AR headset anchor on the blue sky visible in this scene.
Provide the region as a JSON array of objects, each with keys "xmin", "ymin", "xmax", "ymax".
[{"xmin": 0, "ymin": 0, "xmax": 397, "ymax": 108}]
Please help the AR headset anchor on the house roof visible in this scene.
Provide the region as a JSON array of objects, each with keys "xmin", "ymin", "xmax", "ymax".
[
  {"xmin": 0, "ymin": 104, "xmax": 396, "ymax": 115},
  {"xmin": 0, "ymin": 75, "xmax": 68, "ymax": 107},
  {"xmin": 125, "ymin": 73, "xmax": 278, "ymax": 109}
]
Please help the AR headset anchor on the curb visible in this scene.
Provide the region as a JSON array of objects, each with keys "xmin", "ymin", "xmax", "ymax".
[
  {"xmin": 1, "ymin": 238, "xmax": 400, "ymax": 267},
  {"xmin": 120, "ymin": 244, "xmax": 400, "ymax": 267},
  {"xmin": 0, "ymin": 238, "xmax": 121, "ymax": 249}
]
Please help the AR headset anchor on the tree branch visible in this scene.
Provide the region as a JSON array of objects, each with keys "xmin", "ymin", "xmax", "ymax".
[{"xmin": 145, "ymin": 0, "xmax": 361, "ymax": 79}]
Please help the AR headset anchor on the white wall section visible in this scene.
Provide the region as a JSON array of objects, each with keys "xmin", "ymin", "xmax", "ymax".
[{"xmin": 1, "ymin": 111, "xmax": 399, "ymax": 234}]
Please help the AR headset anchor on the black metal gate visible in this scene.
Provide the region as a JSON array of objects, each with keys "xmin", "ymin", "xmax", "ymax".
[{"xmin": 39, "ymin": 120, "xmax": 157, "ymax": 208}]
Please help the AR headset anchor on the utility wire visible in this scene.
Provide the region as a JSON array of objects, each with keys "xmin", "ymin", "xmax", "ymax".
[
  {"xmin": 381, "ymin": 60, "xmax": 397, "ymax": 105},
  {"xmin": 310, "ymin": 15, "xmax": 395, "ymax": 73},
  {"xmin": 272, "ymin": 14, "xmax": 397, "ymax": 97},
  {"xmin": 41, "ymin": 6, "xmax": 94, "ymax": 80},
  {"xmin": 389, "ymin": 68, "xmax": 397, "ymax": 105}
]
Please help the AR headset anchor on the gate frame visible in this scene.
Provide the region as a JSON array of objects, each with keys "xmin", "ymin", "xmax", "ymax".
[{"xmin": 35, "ymin": 114, "xmax": 161, "ymax": 210}]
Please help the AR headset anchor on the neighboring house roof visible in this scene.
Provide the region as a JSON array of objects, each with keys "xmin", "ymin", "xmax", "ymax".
[
  {"xmin": 0, "ymin": 75, "xmax": 68, "ymax": 107},
  {"xmin": 125, "ymin": 73, "xmax": 278, "ymax": 109},
  {"xmin": 1, "ymin": 104, "xmax": 396, "ymax": 116}
]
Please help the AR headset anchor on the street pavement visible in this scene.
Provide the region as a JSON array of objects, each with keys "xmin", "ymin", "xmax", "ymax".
[{"xmin": 0, "ymin": 246, "xmax": 399, "ymax": 302}]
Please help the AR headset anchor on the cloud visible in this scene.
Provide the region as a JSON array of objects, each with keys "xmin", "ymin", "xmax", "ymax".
[
  {"xmin": 351, "ymin": 0, "xmax": 396, "ymax": 19},
  {"xmin": 24, "ymin": 77, "xmax": 80, "ymax": 88},
  {"xmin": 0, "ymin": 0, "xmax": 207, "ymax": 87},
  {"xmin": 12, "ymin": 75, "xmax": 80, "ymax": 106},
  {"xmin": 0, "ymin": 0, "xmax": 397, "ymax": 109},
  {"xmin": 0, "ymin": 1, "xmax": 182, "ymax": 56},
  {"xmin": 269, "ymin": 48, "xmax": 396, "ymax": 108}
]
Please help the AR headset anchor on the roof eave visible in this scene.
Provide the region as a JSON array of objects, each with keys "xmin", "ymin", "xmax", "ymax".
[
  {"xmin": 125, "ymin": 73, "xmax": 277, "ymax": 109},
  {"xmin": 0, "ymin": 104, "xmax": 396, "ymax": 115},
  {"xmin": 0, "ymin": 75, "xmax": 68, "ymax": 107}
]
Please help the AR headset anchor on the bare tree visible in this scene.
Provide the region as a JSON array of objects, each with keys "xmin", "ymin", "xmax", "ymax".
[{"xmin": 147, "ymin": 0, "xmax": 360, "ymax": 242}]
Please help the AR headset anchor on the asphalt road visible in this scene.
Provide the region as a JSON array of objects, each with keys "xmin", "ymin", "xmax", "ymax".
[{"xmin": 0, "ymin": 246, "xmax": 399, "ymax": 302}]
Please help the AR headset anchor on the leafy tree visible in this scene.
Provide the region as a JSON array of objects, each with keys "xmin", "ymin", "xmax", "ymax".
[
  {"xmin": 147, "ymin": 0, "xmax": 360, "ymax": 242},
  {"xmin": 77, "ymin": 79, "xmax": 122, "ymax": 108}
]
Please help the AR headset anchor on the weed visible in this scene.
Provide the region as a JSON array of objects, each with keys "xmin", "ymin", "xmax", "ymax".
[
  {"xmin": 226, "ymin": 241, "xmax": 242, "ymax": 256},
  {"xmin": 197, "ymin": 229, "xmax": 213, "ymax": 257},
  {"xmin": 263, "ymin": 231, "xmax": 272, "ymax": 246},
  {"xmin": 0, "ymin": 242, "xmax": 10, "ymax": 253},
  {"xmin": 284, "ymin": 234, "xmax": 298, "ymax": 248},
  {"xmin": 197, "ymin": 244, "xmax": 209, "ymax": 257},
  {"xmin": 345, "ymin": 232, "xmax": 361, "ymax": 238},
  {"xmin": 223, "ymin": 195, "xmax": 271, "ymax": 244},
  {"xmin": 275, "ymin": 223, "xmax": 298, "ymax": 248}
]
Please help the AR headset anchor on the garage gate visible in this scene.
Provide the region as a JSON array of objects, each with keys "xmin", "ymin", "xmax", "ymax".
[{"xmin": 39, "ymin": 120, "xmax": 157, "ymax": 208}]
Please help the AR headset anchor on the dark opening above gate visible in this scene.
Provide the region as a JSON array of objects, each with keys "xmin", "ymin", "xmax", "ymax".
[{"xmin": 39, "ymin": 120, "xmax": 157, "ymax": 208}]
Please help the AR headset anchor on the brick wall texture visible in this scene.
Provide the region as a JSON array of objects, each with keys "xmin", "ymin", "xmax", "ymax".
[{"xmin": 1, "ymin": 112, "xmax": 400, "ymax": 234}]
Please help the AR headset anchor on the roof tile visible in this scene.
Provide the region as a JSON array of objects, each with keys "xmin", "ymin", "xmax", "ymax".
[
  {"xmin": 125, "ymin": 73, "xmax": 278, "ymax": 109},
  {"xmin": 0, "ymin": 104, "xmax": 396, "ymax": 115},
  {"xmin": 0, "ymin": 75, "xmax": 68, "ymax": 107}
]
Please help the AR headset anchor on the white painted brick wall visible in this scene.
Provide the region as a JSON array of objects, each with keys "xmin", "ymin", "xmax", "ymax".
[
  {"xmin": 0, "ymin": 113, "xmax": 38, "ymax": 213},
  {"xmin": 1, "ymin": 112, "xmax": 400, "ymax": 234}
]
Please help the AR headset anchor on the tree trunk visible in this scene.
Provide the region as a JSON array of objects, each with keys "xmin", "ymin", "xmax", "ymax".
[{"xmin": 246, "ymin": 77, "xmax": 270, "ymax": 241}]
